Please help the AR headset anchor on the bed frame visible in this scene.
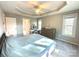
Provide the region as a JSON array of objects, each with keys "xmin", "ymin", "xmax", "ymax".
[{"xmin": 0, "ymin": 33, "xmax": 6, "ymax": 55}]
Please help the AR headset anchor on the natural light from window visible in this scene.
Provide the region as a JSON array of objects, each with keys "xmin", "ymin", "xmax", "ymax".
[
  {"xmin": 6, "ymin": 17, "xmax": 17, "ymax": 36},
  {"xmin": 23, "ymin": 18, "xmax": 30, "ymax": 35},
  {"xmin": 62, "ymin": 14, "xmax": 77, "ymax": 37}
]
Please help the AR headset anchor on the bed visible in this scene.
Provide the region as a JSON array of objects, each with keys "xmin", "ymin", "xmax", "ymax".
[{"xmin": 1, "ymin": 34, "xmax": 56, "ymax": 57}]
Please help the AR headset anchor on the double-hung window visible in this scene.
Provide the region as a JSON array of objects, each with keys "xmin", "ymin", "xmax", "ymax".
[
  {"xmin": 62, "ymin": 13, "xmax": 77, "ymax": 37},
  {"xmin": 6, "ymin": 17, "xmax": 17, "ymax": 36}
]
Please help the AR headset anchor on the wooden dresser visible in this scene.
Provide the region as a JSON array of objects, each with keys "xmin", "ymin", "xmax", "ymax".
[{"xmin": 40, "ymin": 28, "xmax": 56, "ymax": 39}]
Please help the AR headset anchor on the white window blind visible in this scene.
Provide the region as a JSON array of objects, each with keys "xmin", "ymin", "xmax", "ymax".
[
  {"xmin": 6, "ymin": 17, "xmax": 17, "ymax": 36},
  {"xmin": 23, "ymin": 18, "xmax": 30, "ymax": 35},
  {"xmin": 38, "ymin": 19, "xmax": 42, "ymax": 30},
  {"xmin": 62, "ymin": 14, "xmax": 77, "ymax": 37}
]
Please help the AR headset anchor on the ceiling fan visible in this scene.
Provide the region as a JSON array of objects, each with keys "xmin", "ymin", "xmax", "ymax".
[
  {"xmin": 18, "ymin": 1, "xmax": 50, "ymax": 14},
  {"xmin": 16, "ymin": 1, "xmax": 66, "ymax": 16}
]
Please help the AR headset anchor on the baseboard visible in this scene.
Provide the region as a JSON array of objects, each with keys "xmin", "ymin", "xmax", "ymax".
[{"xmin": 56, "ymin": 38, "xmax": 79, "ymax": 46}]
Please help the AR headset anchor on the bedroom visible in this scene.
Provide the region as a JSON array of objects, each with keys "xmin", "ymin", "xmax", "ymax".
[{"xmin": 0, "ymin": 0, "xmax": 79, "ymax": 57}]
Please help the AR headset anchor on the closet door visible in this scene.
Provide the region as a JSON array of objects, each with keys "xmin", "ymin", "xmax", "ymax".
[
  {"xmin": 23, "ymin": 18, "xmax": 30, "ymax": 35},
  {"xmin": 5, "ymin": 17, "xmax": 17, "ymax": 36}
]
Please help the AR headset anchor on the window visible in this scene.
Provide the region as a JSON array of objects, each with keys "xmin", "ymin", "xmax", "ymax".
[
  {"xmin": 62, "ymin": 14, "xmax": 77, "ymax": 37},
  {"xmin": 23, "ymin": 18, "xmax": 30, "ymax": 35},
  {"xmin": 38, "ymin": 19, "xmax": 42, "ymax": 30},
  {"xmin": 5, "ymin": 17, "xmax": 17, "ymax": 36}
]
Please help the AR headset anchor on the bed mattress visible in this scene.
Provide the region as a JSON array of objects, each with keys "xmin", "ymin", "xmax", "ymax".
[{"xmin": 1, "ymin": 34, "xmax": 56, "ymax": 57}]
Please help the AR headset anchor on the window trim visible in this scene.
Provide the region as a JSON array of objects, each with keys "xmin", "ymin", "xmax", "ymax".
[{"xmin": 62, "ymin": 13, "xmax": 77, "ymax": 37}]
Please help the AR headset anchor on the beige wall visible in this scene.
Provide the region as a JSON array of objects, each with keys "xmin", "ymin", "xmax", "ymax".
[
  {"xmin": 42, "ymin": 11, "xmax": 79, "ymax": 45},
  {"xmin": 0, "ymin": 8, "xmax": 5, "ymax": 37},
  {"xmin": 42, "ymin": 14, "xmax": 63, "ymax": 38},
  {"xmin": 16, "ymin": 17, "xmax": 23, "ymax": 35}
]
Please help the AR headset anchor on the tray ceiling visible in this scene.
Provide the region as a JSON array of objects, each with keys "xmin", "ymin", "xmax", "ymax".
[
  {"xmin": 0, "ymin": 1, "xmax": 79, "ymax": 18},
  {"xmin": 16, "ymin": 1, "xmax": 66, "ymax": 16}
]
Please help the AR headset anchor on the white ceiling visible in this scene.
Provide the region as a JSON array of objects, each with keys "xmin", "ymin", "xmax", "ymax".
[{"xmin": 0, "ymin": 1, "xmax": 79, "ymax": 18}]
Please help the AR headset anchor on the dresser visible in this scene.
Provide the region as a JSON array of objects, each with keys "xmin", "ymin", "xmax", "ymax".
[{"xmin": 40, "ymin": 28, "xmax": 56, "ymax": 39}]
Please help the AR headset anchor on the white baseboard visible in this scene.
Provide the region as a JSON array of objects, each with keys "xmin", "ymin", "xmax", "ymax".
[{"xmin": 56, "ymin": 38, "xmax": 79, "ymax": 46}]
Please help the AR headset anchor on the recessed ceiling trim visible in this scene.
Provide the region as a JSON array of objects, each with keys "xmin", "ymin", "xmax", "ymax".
[
  {"xmin": 16, "ymin": 1, "xmax": 67, "ymax": 16},
  {"xmin": 41, "ymin": 1, "xmax": 67, "ymax": 15},
  {"xmin": 16, "ymin": 7, "xmax": 38, "ymax": 16}
]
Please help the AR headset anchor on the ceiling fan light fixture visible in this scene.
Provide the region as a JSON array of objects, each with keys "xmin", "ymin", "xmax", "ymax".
[{"xmin": 35, "ymin": 8, "xmax": 41, "ymax": 14}]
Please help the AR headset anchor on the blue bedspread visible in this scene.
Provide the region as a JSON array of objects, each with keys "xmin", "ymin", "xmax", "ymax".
[{"xmin": 1, "ymin": 34, "xmax": 56, "ymax": 57}]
